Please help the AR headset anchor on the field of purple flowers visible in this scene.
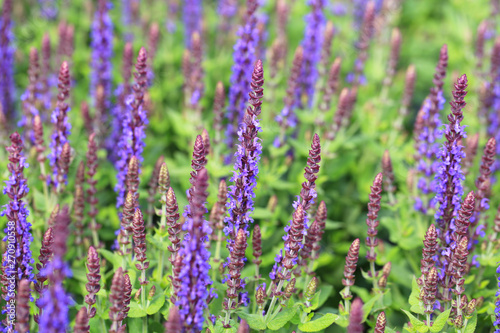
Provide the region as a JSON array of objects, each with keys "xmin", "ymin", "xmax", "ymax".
[{"xmin": 1, "ymin": 0, "xmax": 500, "ymax": 332}]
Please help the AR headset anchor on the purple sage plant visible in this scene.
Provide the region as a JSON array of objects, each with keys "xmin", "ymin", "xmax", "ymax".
[
  {"xmin": 48, "ymin": 61, "xmax": 71, "ymax": 191},
  {"xmin": 414, "ymin": 45, "xmax": 448, "ymax": 214},
  {"xmin": 1, "ymin": 133, "xmax": 34, "ymax": 318},
  {"xmin": 0, "ymin": 0, "xmax": 15, "ymax": 121},
  {"xmin": 115, "ymin": 47, "xmax": 149, "ymax": 208},
  {"xmin": 225, "ymin": 0, "xmax": 260, "ymax": 157},
  {"xmin": 297, "ymin": 0, "xmax": 326, "ymax": 108},
  {"xmin": 224, "ymin": 60, "xmax": 264, "ymax": 243},
  {"xmin": 183, "ymin": 0, "xmax": 202, "ymax": 49},
  {"xmin": 433, "ymin": 74, "xmax": 468, "ymax": 247},
  {"xmin": 177, "ymin": 168, "xmax": 213, "ymax": 331},
  {"xmin": 38, "ymin": 206, "xmax": 73, "ymax": 332},
  {"xmin": 90, "ymin": 0, "xmax": 114, "ymax": 138}
]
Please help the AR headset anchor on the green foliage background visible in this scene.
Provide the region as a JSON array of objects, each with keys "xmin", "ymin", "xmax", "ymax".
[{"xmin": 1, "ymin": 0, "xmax": 499, "ymax": 331}]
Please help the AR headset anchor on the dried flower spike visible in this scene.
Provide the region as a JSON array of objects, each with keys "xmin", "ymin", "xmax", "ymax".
[{"xmin": 366, "ymin": 173, "xmax": 383, "ymax": 275}]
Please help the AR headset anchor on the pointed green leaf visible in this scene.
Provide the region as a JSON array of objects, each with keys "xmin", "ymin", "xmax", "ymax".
[
  {"xmin": 98, "ymin": 249, "xmax": 122, "ymax": 269},
  {"xmin": 214, "ymin": 319, "xmax": 238, "ymax": 333},
  {"xmin": 127, "ymin": 301, "xmax": 147, "ymax": 318},
  {"xmin": 267, "ymin": 307, "xmax": 297, "ymax": 330},
  {"xmin": 146, "ymin": 283, "xmax": 166, "ymax": 315},
  {"xmin": 311, "ymin": 285, "xmax": 333, "ymax": 310},
  {"xmin": 402, "ymin": 309, "xmax": 428, "ymax": 332},
  {"xmin": 463, "ymin": 312, "xmax": 477, "ymax": 333},
  {"xmin": 298, "ymin": 313, "xmax": 338, "ymax": 332},
  {"xmin": 408, "ymin": 277, "xmax": 424, "ymax": 314},
  {"xmin": 429, "ymin": 309, "xmax": 450, "ymax": 332},
  {"xmin": 362, "ymin": 294, "xmax": 381, "ymax": 322},
  {"xmin": 237, "ymin": 312, "xmax": 266, "ymax": 330}
]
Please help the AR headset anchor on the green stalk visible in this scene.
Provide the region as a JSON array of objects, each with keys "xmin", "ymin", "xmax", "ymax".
[
  {"xmin": 158, "ymin": 198, "xmax": 167, "ymax": 282},
  {"xmin": 91, "ymin": 217, "xmax": 100, "ymax": 248},
  {"xmin": 212, "ymin": 229, "xmax": 223, "ymax": 282},
  {"xmin": 141, "ymin": 270, "xmax": 147, "ymax": 333},
  {"xmin": 265, "ymin": 279, "xmax": 285, "ymax": 321}
]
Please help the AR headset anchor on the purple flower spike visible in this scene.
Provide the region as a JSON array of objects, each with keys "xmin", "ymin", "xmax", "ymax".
[
  {"xmin": 224, "ymin": 60, "xmax": 264, "ymax": 249},
  {"xmin": 347, "ymin": 298, "xmax": 364, "ymax": 333},
  {"xmin": 19, "ymin": 48, "xmax": 42, "ymax": 145},
  {"xmin": 115, "ymin": 47, "xmax": 149, "ymax": 209},
  {"xmin": 183, "ymin": 0, "xmax": 202, "ymax": 49},
  {"xmin": 177, "ymin": 168, "xmax": 213, "ymax": 332},
  {"xmin": 275, "ymin": 46, "xmax": 303, "ymax": 147},
  {"xmin": 494, "ymin": 263, "xmax": 500, "ymax": 331},
  {"xmin": 414, "ymin": 45, "xmax": 448, "ymax": 214},
  {"xmin": 91, "ymin": 0, "xmax": 113, "ymax": 138},
  {"xmin": 38, "ymin": 206, "xmax": 73, "ymax": 333},
  {"xmin": 109, "ymin": 42, "xmax": 134, "ymax": 163},
  {"xmin": 433, "ymin": 74, "xmax": 468, "ymax": 245},
  {"xmin": 48, "ymin": 61, "xmax": 71, "ymax": 191},
  {"xmin": 225, "ymin": 0, "xmax": 260, "ymax": 156},
  {"xmin": 297, "ymin": 0, "xmax": 326, "ymax": 108},
  {"xmin": 1, "ymin": 133, "xmax": 34, "ymax": 332},
  {"xmin": 0, "ymin": 0, "xmax": 15, "ymax": 121}
]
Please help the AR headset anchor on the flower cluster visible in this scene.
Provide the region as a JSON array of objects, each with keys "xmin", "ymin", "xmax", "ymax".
[
  {"xmin": 274, "ymin": 46, "xmax": 303, "ymax": 147},
  {"xmin": 224, "ymin": 60, "xmax": 264, "ymax": 243},
  {"xmin": 115, "ymin": 47, "xmax": 149, "ymax": 208},
  {"xmin": 2, "ymin": 133, "xmax": 34, "ymax": 284},
  {"xmin": 48, "ymin": 61, "xmax": 72, "ymax": 190},
  {"xmin": 90, "ymin": 0, "xmax": 113, "ymax": 134},
  {"xmin": 177, "ymin": 168, "xmax": 213, "ymax": 331},
  {"xmin": 225, "ymin": 0, "xmax": 260, "ymax": 153},
  {"xmin": 433, "ymin": 74, "xmax": 468, "ymax": 245},
  {"xmin": 0, "ymin": 0, "xmax": 15, "ymax": 120},
  {"xmin": 414, "ymin": 45, "xmax": 448, "ymax": 214},
  {"xmin": 297, "ymin": 0, "xmax": 326, "ymax": 107},
  {"xmin": 183, "ymin": 0, "xmax": 202, "ymax": 49},
  {"xmin": 38, "ymin": 206, "xmax": 73, "ymax": 332}
]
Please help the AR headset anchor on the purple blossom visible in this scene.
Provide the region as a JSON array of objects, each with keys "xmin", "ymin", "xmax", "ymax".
[
  {"xmin": 38, "ymin": 206, "xmax": 73, "ymax": 333},
  {"xmin": 183, "ymin": 0, "xmax": 202, "ymax": 48},
  {"xmin": 495, "ymin": 264, "xmax": 500, "ymax": 331},
  {"xmin": 433, "ymin": 75, "xmax": 468, "ymax": 245},
  {"xmin": 176, "ymin": 168, "xmax": 213, "ymax": 332},
  {"xmin": 224, "ymin": 60, "xmax": 264, "ymax": 244},
  {"xmin": 414, "ymin": 45, "xmax": 448, "ymax": 214},
  {"xmin": 115, "ymin": 48, "xmax": 148, "ymax": 208},
  {"xmin": 0, "ymin": 0, "xmax": 15, "ymax": 120},
  {"xmin": 297, "ymin": 0, "xmax": 326, "ymax": 108},
  {"xmin": 90, "ymin": 0, "xmax": 113, "ymax": 124},
  {"xmin": 1, "ymin": 133, "xmax": 34, "ymax": 309},
  {"xmin": 218, "ymin": 0, "xmax": 238, "ymax": 25},
  {"xmin": 39, "ymin": 0, "xmax": 58, "ymax": 19},
  {"xmin": 225, "ymin": 0, "xmax": 260, "ymax": 157},
  {"xmin": 352, "ymin": 0, "xmax": 383, "ymax": 28},
  {"xmin": 47, "ymin": 62, "xmax": 71, "ymax": 189}
]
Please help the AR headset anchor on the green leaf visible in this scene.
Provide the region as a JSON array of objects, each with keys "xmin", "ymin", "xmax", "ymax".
[
  {"xmin": 214, "ymin": 319, "xmax": 238, "ymax": 333},
  {"xmin": 429, "ymin": 309, "xmax": 450, "ymax": 332},
  {"xmin": 362, "ymin": 294, "xmax": 380, "ymax": 322},
  {"xmin": 267, "ymin": 307, "xmax": 297, "ymax": 330},
  {"xmin": 298, "ymin": 313, "xmax": 338, "ymax": 332},
  {"xmin": 237, "ymin": 312, "xmax": 266, "ymax": 330},
  {"xmin": 147, "ymin": 284, "xmax": 166, "ymax": 315},
  {"xmin": 98, "ymin": 249, "xmax": 122, "ymax": 269},
  {"xmin": 127, "ymin": 301, "xmax": 147, "ymax": 318},
  {"xmin": 463, "ymin": 312, "xmax": 477, "ymax": 333},
  {"xmin": 402, "ymin": 309, "xmax": 428, "ymax": 332},
  {"xmin": 146, "ymin": 234, "xmax": 169, "ymax": 251},
  {"xmin": 334, "ymin": 315, "xmax": 349, "ymax": 328},
  {"xmin": 408, "ymin": 277, "xmax": 424, "ymax": 314},
  {"xmin": 478, "ymin": 279, "xmax": 489, "ymax": 289},
  {"xmin": 310, "ymin": 285, "xmax": 333, "ymax": 310}
]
